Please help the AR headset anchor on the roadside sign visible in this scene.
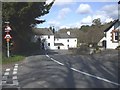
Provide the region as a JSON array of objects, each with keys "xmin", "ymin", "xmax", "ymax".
[
  {"xmin": 4, "ymin": 21, "xmax": 12, "ymax": 58},
  {"xmin": 6, "ymin": 38, "xmax": 10, "ymax": 42},
  {"xmin": 4, "ymin": 33, "xmax": 12, "ymax": 39},
  {"xmin": 5, "ymin": 26, "xmax": 12, "ymax": 32}
]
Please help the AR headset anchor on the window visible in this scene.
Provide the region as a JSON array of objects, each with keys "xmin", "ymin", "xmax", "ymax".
[
  {"xmin": 111, "ymin": 30, "xmax": 119, "ymax": 42},
  {"xmin": 48, "ymin": 35, "xmax": 50, "ymax": 39},
  {"xmin": 67, "ymin": 45, "xmax": 69, "ymax": 48},
  {"xmin": 48, "ymin": 43, "xmax": 50, "ymax": 46},
  {"xmin": 104, "ymin": 32, "xmax": 106, "ymax": 37},
  {"xmin": 67, "ymin": 39, "xmax": 69, "ymax": 42},
  {"xmin": 115, "ymin": 32, "xmax": 118, "ymax": 40}
]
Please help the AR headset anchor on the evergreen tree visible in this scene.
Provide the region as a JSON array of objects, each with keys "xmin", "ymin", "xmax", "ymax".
[{"xmin": 2, "ymin": 1, "xmax": 54, "ymax": 53}]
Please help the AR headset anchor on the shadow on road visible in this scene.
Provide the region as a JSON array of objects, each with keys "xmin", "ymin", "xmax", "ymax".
[
  {"xmin": 19, "ymin": 49, "xmax": 59, "ymax": 57},
  {"xmin": 64, "ymin": 61, "xmax": 76, "ymax": 88},
  {"xmin": 17, "ymin": 49, "xmax": 119, "ymax": 88}
]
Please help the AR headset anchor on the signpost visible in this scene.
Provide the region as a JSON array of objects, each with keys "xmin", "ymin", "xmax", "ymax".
[
  {"xmin": 4, "ymin": 22, "xmax": 12, "ymax": 58},
  {"xmin": 4, "ymin": 33, "xmax": 12, "ymax": 57}
]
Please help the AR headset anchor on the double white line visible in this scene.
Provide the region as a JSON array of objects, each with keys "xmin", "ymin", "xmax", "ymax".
[
  {"xmin": 2, "ymin": 64, "xmax": 19, "ymax": 86},
  {"xmin": 12, "ymin": 64, "xmax": 19, "ymax": 86}
]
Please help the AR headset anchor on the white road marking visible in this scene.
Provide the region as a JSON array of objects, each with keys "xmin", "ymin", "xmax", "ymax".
[
  {"xmin": 15, "ymin": 64, "xmax": 18, "ymax": 66},
  {"xmin": 46, "ymin": 54, "xmax": 49, "ymax": 58},
  {"xmin": 13, "ymin": 80, "xmax": 19, "ymax": 85},
  {"xmin": 2, "ymin": 76, "xmax": 7, "ymax": 80},
  {"xmin": 46, "ymin": 54, "xmax": 120, "ymax": 86},
  {"xmin": 71, "ymin": 68, "xmax": 120, "ymax": 86},
  {"xmin": 12, "ymin": 76, "xmax": 17, "ymax": 80},
  {"xmin": 13, "ymin": 68, "xmax": 18, "ymax": 71},
  {"xmin": 2, "ymin": 81, "xmax": 7, "ymax": 84},
  {"xmin": 50, "ymin": 58, "xmax": 64, "ymax": 66},
  {"xmin": 13, "ymin": 71, "xmax": 17, "ymax": 75},
  {"xmin": 2, "ymin": 83, "xmax": 18, "ymax": 86},
  {"xmin": 5, "ymin": 68, "xmax": 10, "ymax": 72},
  {"xmin": 2, "ymin": 64, "xmax": 19, "ymax": 87},
  {"xmin": 4, "ymin": 72, "xmax": 9, "ymax": 76},
  {"xmin": 14, "ymin": 66, "xmax": 18, "ymax": 68}
]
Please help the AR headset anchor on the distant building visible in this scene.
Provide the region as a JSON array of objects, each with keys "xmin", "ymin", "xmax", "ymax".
[
  {"xmin": 98, "ymin": 19, "xmax": 119, "ymax": 49},
  {"xmin": 33, "ymin": 28, "xmax": 77, "ymax": 50}
]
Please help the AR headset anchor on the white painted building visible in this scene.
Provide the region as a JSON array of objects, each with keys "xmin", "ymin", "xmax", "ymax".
[
  {"xmin": 98, "ymin": 19, "xmax": 119, "ymax": 49},
  {"xmin": 33, "ymin": 28, "xmax": 77, "ymax": 50}
]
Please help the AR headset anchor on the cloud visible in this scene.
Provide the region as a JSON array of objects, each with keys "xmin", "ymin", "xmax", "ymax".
[
  {"xmin": 93, "ymin": 14, "xmax": 114, "ymax": 23},
  {"xmin": 46, "ymin": 0, "xmax": 118, "ymax": 5},
  {"xmin": 59, "ymin": 21, "xmax": 82, "ymax": 29},
  {"xmin": 80, "ymin": 15, "xmax": 114, "ymax": 26},
  {"xmin": 59, "ymin": 25, "xmax": 71, "ymax": 29},
  {"xmin": 105, "ymin": 18, "xmax": 114, "ymax": 23},
  {"xmin": 54, "ymin": 0, "xmax": 75, "ymax": 6},
  {"xmin": 58, "ymin": 8, "xmax": 71, "ymax": 19},
  {"xmin": 80, "ymin": 4, "xmax": 117, "ymax": 25},
  {"xmin": 46, "ymin": 0, "xmax": 75, "ymax": 6},
  {"xmin": 101, "ymin": 4, "xmax": 118, "ymax": 19},
  {"xmin": 48, "ymin": 20, "xmax": 60, "ymax": 26},
  {"xmin": 81, "ymin": 16, "xmax": 92, "ymax": 25},
  {"xmin": 76, "ymin": 4, "xmax": 92, "ymax": 14}
]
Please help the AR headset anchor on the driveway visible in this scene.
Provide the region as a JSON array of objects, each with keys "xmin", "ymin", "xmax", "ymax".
[{"xmin": 2, "ymin": 50, "xmax": 119, "ymax": 88}]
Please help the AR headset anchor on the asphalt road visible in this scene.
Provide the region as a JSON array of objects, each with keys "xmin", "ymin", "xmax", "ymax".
[{"xmin": 2, "ymin": 50, "xmax": 119, "ymax": 88}]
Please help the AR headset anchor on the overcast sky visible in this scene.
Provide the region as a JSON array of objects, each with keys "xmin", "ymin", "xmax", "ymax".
[{"xmin": 36, "ymin": 0, "xmax": 119, "ymax": 29}]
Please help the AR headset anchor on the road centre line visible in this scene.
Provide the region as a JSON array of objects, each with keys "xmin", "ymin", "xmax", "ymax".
[
  {"xmin": 50, "ymin": 58, "xmax": 64, "ymax": 66},
  {"xmin": 46, "ymin": 54, "xmax": 64, "ymax": 65},
  {"xmin": 70, "ymin": 68, "xmax": 120, "ymax": 86},
  {"xmin": 46, "ymin": 54, "xmax": 120, "ymax": 86}
]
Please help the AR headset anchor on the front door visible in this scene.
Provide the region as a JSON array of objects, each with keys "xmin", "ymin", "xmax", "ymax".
[{"xmin": 102, "ymin": 40, "xmax": 106, "ymax": 49}]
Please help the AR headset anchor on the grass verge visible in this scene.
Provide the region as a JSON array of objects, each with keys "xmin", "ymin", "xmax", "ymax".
[{"xmin": 2, "ymin": 55, "xmax": 25, "ymax": 64}]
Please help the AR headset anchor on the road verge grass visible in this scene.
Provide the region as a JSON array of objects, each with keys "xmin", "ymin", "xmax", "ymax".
[{"xmin": 2, "ymin": 55, "xmax": 25, "ymax": 64}]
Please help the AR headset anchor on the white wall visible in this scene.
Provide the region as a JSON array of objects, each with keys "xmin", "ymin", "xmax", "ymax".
[
  {"xmin": 106, "ymin": 26, "xmax": 119, "ymax": 49},
  {"xmin": 98, "ymin": 22, "xmax": 119, "ymax": 49},
  {"xmin": 38, "ymin": 35, "xmax": 77, "ymax": 50},
  {"xmin": 40, "ymin": 35, "xmax": 55, "ymax": 50},
  {"xmin": 55, "ymin": 38, "xmax": 77, "ymax": 49},
  {"xmin": 98, "ymin": 37, "xmax": 106, "ymax": 46}
]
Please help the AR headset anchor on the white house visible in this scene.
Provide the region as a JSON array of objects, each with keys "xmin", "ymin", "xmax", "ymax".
[
  {"xmin": 98, "ymin": 19, "xmax": 119, "ymax": 49},
  {"xmin": 33, "ymin": 28, "xmax": 77, "ymax": 50}
]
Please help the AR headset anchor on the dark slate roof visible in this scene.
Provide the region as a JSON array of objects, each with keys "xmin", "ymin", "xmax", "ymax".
[
  {"xmin": 104, "ymin": 19, "xmax": 119, "ymax": 32},
  {"xmin": 54, "ymin": 31, "xmax": 76, "ymax": 38},
  {"xmin": 54, "ymin": 43, "xmax": 64, "ymax": 46},
  {"xmin": 32, "ymin": 28, "xmax": 53, "ymax": 35}
]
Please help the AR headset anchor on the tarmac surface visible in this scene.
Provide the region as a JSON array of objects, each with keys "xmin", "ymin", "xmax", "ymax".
[{"xmin": 2, "ymin": 49, "xmax": 119, "ymax": 88}]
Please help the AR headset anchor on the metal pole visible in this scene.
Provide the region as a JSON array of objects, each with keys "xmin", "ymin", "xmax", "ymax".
[{"xmin": 7, "ymin": 41, "xmax": 10, "ymax": 58}]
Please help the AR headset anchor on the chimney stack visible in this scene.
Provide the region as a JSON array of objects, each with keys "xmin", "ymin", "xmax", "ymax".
[{"xmin": 67, "ymin": 31, "xmax": 70, "ymax": 35}]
